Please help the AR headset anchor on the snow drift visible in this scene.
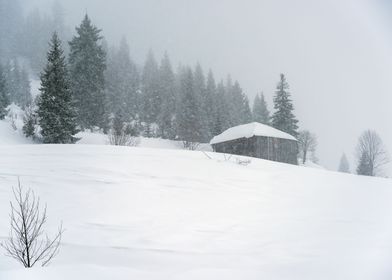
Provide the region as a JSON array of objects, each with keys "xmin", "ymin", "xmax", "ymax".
[{"xmin": 0, "ymin": 145, "xmax": 391, "ymax": 280}]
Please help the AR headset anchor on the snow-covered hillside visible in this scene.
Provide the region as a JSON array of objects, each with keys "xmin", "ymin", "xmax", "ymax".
[
  {"xmin": 0, "ymin": 111, "xmax": 212, "ymax": 151},
  {"xmin": 0, "ymin": 145, "xmax": 392, "ymax": 280}
]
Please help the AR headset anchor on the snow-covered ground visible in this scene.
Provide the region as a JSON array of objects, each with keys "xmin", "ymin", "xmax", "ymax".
[
  {"xmin": 1, "ymin": 106, "xmax": 392, "ymax": 279},
  {"xmin": 0, "ymin": 144, "xmax": 391, "ymax": 279}
]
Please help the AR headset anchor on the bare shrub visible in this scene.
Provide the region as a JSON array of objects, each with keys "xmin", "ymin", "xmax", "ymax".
[
  {"xmin": 182, "ymin": 141, "xmax": 200, "ymax": 150},
  {"xmin": 22, "ymin": 104, "xmax": 38, "ymax": 139},
  {"xmin": 356, "ymin": 130, "xmax": 389, "ymax": 177},
  {"xmin": 1, "ymin": 180, "xmax": 63, "ymax": 268},
  {"xmin": 298, "ymin": 130, "xmax": 317, "ymax": 164},
  {"xmin": 108, "ymin": 111, "xmax": 140, "ymax": 147},
  {"xmin": 108, "ymin": 123, "xmax": 140, "ymax": 147},
  {"xmin": 9, "ymin": 113, "xmax": 17, "ymax": 131}
]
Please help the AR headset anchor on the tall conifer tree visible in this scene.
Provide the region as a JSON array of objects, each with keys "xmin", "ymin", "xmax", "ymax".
[
  {"xmin": 158, "ymin": 52, "xmax": 176, "ymax": 139},
  {"xmin": 193, "ymin": 63, "xmax": 210, "ymax": 142},
  {"xmin": 205, "ymin": 70, "xmax": 217, "ymax": 138},
  {"xmin": 105, "ymin": 38, "xmax": 139, "ymax": 120},
  {"xmin": 176, "ymin": 67, "xmax": 203, "ymax": 147},
  {"xmin": 141, "ymin": 50, "xmax": 160, "ymax": 135},
  {"xmin": 272, "ymin": 74, "xmax": 299, "ymax": 137},
  {"xmin": 213, "ymin": 81, "xmax": 230, "ymax": 135},
  {"xmin": 69, "ymin": 15, "xmax": 106, "ymax": 129},
  {"xmin": 37, "ymin": 33, "xmax": 78, "ymax": 143},
  {"xmin": 252, "ymin": 93, "xmax": 270, "ymax": 124},
  {"xmin": 338, "ymin": 153, "xmax": 350, "ymax": 173},
  {"xmin": 0, "ymin": 65, "xmax": 9, "ymax": 119}
]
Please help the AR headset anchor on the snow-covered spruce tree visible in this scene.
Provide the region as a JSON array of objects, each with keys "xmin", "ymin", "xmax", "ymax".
[
  {"xmin": 69, "ymin": 14, "xmax": 107, "ymax": 130},
  {"xmin": 252, "ymin": 93, "xmax": 270, "ymax": 124},
  {"xmin": 356, "ymin": 151, "xmax": 372, "ymax": 176},
  {"xmin": 242, "ymin": 95, "xmax": 253, "ymax": 124},
  {"xmin": 226, "ymin": 79, "xmax": 251, "ymax": 127},
  {"xmin": 176, "ymin": 67, "xmax": 203, "ymax": 149},
  {"xmin": 23, "ymin": 102, "xmax": 38, "ymax": 139},
  {"xmin": 37, "ymin": 32, "xmax": 78, "ymax": 144},
  {"xmin": 0, "ymin": 64, "xmax": 9, "ymax": 119},
  {"xmin": 271, "ymin": 74, "xmax": 299, "ymax": 137},
  {"xmin": 17, "ymin": 67, "xmax": 31, "ymax": 108},
  {"xmin": 105, "ymin": 38, "xmax": 139, "ymax": 121},
  {"xmin": 205, "ymin": 70, "xmax": 217, "ymax": 137},
  {"xmin": 193, "ymin": 63, "xmax": 210, "ymax": 142},
  {"xmin": 157, "ymin": 52, "xmax": 176, "ymax": 139},
  {"xmin": 338, "ymin": 153, "xmax": 350, "ymax": 173},
  {"xmin": 141, "ymin": 49, "xmax": 160, "ymax": 136},
  {"xmin": 5, "ymin": 62, "xmax": 31, "ymax": 109},
  {"xmin": 212, "ymin": 80, "xmax": 230, "ymax": 135}
]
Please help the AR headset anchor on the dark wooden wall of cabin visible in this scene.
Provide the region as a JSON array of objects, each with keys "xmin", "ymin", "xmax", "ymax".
[{"xmin": 212, "ymin": 136, "xmax": 298, "ymax": 165}]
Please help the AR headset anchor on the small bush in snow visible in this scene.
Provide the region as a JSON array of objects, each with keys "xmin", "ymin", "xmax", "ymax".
[
  {"xmin": 9, "ymin": 113, "xmax": 17, "ymax": 131},
  {"xmin": 182, "ymin": 141, "xmax": 200, "ymax": 151},
  {"xmin": 108, "ymin": 111, "xmax": 140, "ymax": 147},
  {"xmin": 22, "ymin": 104, "xmax": 38, "ymax": 139}
]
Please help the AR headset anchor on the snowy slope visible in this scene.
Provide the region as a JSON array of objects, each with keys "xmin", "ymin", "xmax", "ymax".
[
  {"xmin": 0, "ymin": 115, "xmax": 212, "ymax": 151},
  {"xmin": 0, "ymin": 145, "xmax": 392, "ymax": 280}
]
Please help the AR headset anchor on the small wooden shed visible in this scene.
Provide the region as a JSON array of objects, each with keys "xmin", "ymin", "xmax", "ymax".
[{"xmin": 210, "ymin": 122, "xmax": 298, "ymax": 165}]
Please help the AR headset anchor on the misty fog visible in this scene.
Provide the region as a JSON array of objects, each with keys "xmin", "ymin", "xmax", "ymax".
[{"xmin": 11, "ymin": 0, "xmax": 392, "ymax": 174}]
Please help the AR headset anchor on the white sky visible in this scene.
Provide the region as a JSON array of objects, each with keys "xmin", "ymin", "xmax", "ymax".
[{"xmin": 23, "ymin": 0, "xmax": 392, "ymax": 174}]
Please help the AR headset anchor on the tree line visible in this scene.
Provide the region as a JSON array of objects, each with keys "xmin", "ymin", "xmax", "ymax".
[{"xmin": 0, "ymin": 14, "xmax": 299, "ymax": 148}]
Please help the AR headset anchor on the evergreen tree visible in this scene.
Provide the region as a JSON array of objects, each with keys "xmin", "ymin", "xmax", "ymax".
[
  {"xmin": 205, "ymin": 70, "xmax": 217, "ymax": 137},
  {"xmin": 157, "ymin": 52, "xmax": 176, "ymax": 139},
  {"xmin": 5, "ymin": 62, "xmax": 31, "ymax": 108},
  {"xmin": 226, "ymin": 79, "xmax": 250, "ymax": 126},
  {"xmin": 37, "ymin": 33, "xmax": 78, "ymax": 144},
  {"xmin": 242, "ymin": 95, "xmax": 252, "ymax": 123},
  {"xmin": 0, "ymin": 0, "xmax": 23, "ymax": 62},
  {"xmin": 338, "ymin": 153, "xmax": 350, "ymax": 173},
  {"xmin": 271, "ymin": 74, "xmax": 299, "ymax": 137},
  {"xmin": 176, "ymin": 67, "xmax": 203, "ymax": 148},
  {"xmin": 16, "ymin": 67, "xmax": 31, "ymax": 108},
  {"xmin": 356, "ymin": 151, "xmax": 371, "ymax": 176},
  {"xmin": 193, "ymin": 63, "xmax": 209, "ymax": 142},
  {"xmin": 212, "ymin": 81, "xmax": 230, "ymax": 135},
  {"xmin": 105, "ymin": 38, "xmax": 139, "ymax": 120},
  {"xmin": 69, "ymin": 15, "xmax": 107, "ymax": 129},
  {"xmin": 252, "ymin": 93, "xmax": 270, "ymax": 124},
  {"xmin": 22, "ymin": 103, "xmax": 38, "ymax": 139},
  {"xmin": 141, "ymin": 50, "xmax": 160, "ymax": 135},
  {"xmin": 0, "ymin": 64, "xmax": 9, "ymax": 119}
]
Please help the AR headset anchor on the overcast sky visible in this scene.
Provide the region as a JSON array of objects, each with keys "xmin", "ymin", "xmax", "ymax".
[{"xmin": 23, "ymin": 0, "xmax": 392, "ymax": 174}]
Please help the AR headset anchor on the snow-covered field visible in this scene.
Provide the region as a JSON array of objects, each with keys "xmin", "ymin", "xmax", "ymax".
[
  {"xmin": 0, "ymin": 144, "xmax": 391, "ymax": 279},
  {"xmin": 0, "ymin": 112, "xmax": 392, "ymax": 279}
]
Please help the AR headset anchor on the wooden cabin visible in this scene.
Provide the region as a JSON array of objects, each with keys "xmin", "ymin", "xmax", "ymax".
[{"xmin": 210, "ymin": 122, "xmax": 298, "ymax": 165}]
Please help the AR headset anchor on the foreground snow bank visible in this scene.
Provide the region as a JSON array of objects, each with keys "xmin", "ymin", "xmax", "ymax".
[{"xmin": 0, "ymin": 145, "xmax": 391, "ymax": 279}]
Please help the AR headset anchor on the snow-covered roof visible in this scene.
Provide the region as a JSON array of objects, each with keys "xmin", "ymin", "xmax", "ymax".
[{"xmin": 210, "ymin": 122, "xmax": 297, "ymax": 145}]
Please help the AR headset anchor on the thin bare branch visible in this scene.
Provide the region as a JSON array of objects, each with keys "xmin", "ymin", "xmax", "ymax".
[{"xmin": 0, "ymin": 179, "xmax": 63, "ymax": 268}]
